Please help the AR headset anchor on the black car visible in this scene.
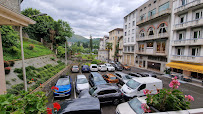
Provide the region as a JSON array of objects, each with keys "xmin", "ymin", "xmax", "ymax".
[
  {"xmin": 137, "ymin": 72, "xmax": 157, "ymax": 78},
  {"xmin": 58, "ymin": 97, "xmax": 101, "ymax": 114},
  {"xmin": 89, "ymin": 84, "xmax": 122, "ymax": 105},
  {"xmin": 111, "ymin": 63, "xmax": 123, "ymax": 71}
]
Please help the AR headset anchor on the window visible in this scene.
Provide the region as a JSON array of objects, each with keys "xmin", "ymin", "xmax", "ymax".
[
  {"xmin": 193, "ymin": 30, "xmax": 201, "ymax": 38},
  {"xmin": 180, "ymin": 17, "xmax": 184, "ymax": 23},
  {"xmin": 125, "ymin": 25, "xmax": 127, "ymax": 29},
  {"xmin": 179, "ymin": 33, "xmax": 183, "ymax": 40},
  {"xmin": 140, "ymin": 14, "xmax": 146, "ymax": 21},
  {"xmin": 128, "ymin": 30, "xmax": 130, "ymax": 35},
  {"xmin": 129, "ymin": 23, "xmax": 131, "ymax": 28},
  {"xmin": 132, "ymin": 29, "xmax": 134, "ymax": 34},
  {"xmin": 148, "ymin": 27, "xmax": 154, "ymax": 36},
  {"xmin": 158, "ymin": 23, "xmax": 167, "ymax": 33},
  {"xmin": 147, "ymin": 42, "xmax": 153, "ymax": 48},
  {"xmin": 140, "ymin": 30, "xmax": 145, "ymax": 37},
  {"xmin": 131, "ymin": 46, "xmax": 134, "ymax": 52},
  {"xmin": 125, "ymin": 32, "xmax": 127, "ymax": 36},
  {"xmin": 139, "ymin": 44, "xmax": 145, "ymax": 52},
  {"xmin": 138, "ymin": 84, "xmax": 146, "ymax": 91},
  {"xmin": 118, "ymin": 31, "xmax": 119, "ymax": 34},
  {"xmin": 195, "ymin": 10, "xmax": 203, "ymax": 20},
  {"xmin": 181, "ymin": 0, "xmax": 186, "ymax": 5},
  {"xmin": 133, "ymin": 13, "xmax": 135, "ymax": 18},
  {"xmin": 125, "ymin": 18, "xmax": 127, "ymax": 23},
  {"xmin": 157, "ymin": 41, "xmax": 166, "ymax": 53},
  {"xmin": 159, "ymin": 2, "xmax": 169, "ymax": 12},
  {"xmin": 128, "ymin": 46, "xmax": 130, "ymax": 52},
  {"xmin": 124, "ymin": 47, "xmax": 127, "ymax": 51},
  {"xmin": 176, "ymin": 47, "xmax": 184, "ymax": 55},
  {"xmin": 148, "ymin": 9, "xmax": 156, "ymax": 17},
  {"xmin": 128, "ymin": 37, "xmax": 130, "ymax": 42},
  {"xmin": 154, "ymin": 0, "xmax": 156, "ymax": 3},
  {"xmin": 113, "ymin": 37, "xmax": 114, "ymax": 40},
  {"xmin": 131, "ymin": 37, "xmax": 134, "ymax": 42},
  {"xmin": 148, "ymin": 4, "xmax": 151, "ymax": 7},
  {"xmin": 133, "ymin": 21, "xmax": 135, "ymax": 26},
  {"xmin": 191, "ymin": 47, "xmax": 200, "ymax": 56}
]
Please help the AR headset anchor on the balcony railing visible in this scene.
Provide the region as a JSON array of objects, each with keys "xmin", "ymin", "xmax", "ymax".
[
  {"xmin": 136, "ymin": 33, "xmax": 169, "ymax": 41},
  {"xmin": 136, "ymin": 9, "xmax": 171, "ymax": 26},
  {"xmin": 171, "ymin": 38, "xmax": 203, "ymax": 46},
  {"xmin": 123, "ymin": 51, "xmax": 134, "ymax": 54},
  {"xmin": 174, "ymin": 18, "xmax": 203, "ymax": 30},
  {"xmin": 136, "ymin": 50, "xmax": 167, "ymax": 56},
  {"xmin": 174, "ymin": 0, "xmax": 203, "ymax": 14},
  {"xmin": 171, "ymin": 55, "xmax": 203, "ymax": 63}
]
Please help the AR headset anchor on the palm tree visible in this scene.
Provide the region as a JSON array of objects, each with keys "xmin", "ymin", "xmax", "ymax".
[{"xmin": 106, "ymin": 42, "xmax": 112, "ymax": 63}]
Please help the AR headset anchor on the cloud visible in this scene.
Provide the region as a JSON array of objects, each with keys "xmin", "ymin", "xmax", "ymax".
[{"xmin": 21, "ymin": 0, "xmax": 147, "ymax": 38}]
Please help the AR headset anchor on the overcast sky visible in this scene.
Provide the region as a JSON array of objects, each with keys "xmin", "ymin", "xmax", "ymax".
[{"xmin": 21, "ymin": 0, "xmax": 147, "ymax": 38}]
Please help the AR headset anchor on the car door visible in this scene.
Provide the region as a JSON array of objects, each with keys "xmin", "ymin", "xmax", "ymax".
[{"xmin": 136, "ymin": 84, "xmax": 146, "ymax": 96}]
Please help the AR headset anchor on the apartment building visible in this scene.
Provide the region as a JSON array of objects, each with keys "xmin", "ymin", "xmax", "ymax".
[
  {"xmin": 98, "ymin": 36, "xmax": 109, "ymax": 62},
  {"xmin": 167, "ymin": 0, "xmax": 203, "ymax": 79},
  {"xmin": 118, "ymin": 36, "xmax": 123, "ymax": 63},
  {"xmin": 136, "ymin": 0, "xmax": 172, "ymax": 73},
  {"xmin": 123, "ymin": 10, "xmax": 137, "ymax": 66},
  {"xmin": 109, "ymin": 28, "xmax": 123, "ymax": 61}
]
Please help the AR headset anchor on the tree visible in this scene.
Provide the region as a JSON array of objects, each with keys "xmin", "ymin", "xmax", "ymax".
[
  {"xmin": 90, "ymin": 35, "xmax": 93, "ymax": 52},
  {"xmin": 105, "ymin": 42, "xmax": 112, "ymax": 62}
]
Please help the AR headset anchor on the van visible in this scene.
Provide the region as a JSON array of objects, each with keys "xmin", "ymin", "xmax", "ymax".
[
  {"xmin": 121, "ymin": 77, "xmax": 162, "ymax": 98},
  {"xmin": 90, "ymin": 64, "xmax": 98, "ymax": 72}
]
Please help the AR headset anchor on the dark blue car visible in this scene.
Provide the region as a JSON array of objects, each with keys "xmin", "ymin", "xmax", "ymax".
[
  {"xmin": 89, "ymin": 72, "xmax": 107, "ymax": 87},
  {"xmin": 81, "ymin": 65, "xmax": 90, "ymax": 72},
  {"xmin": 53, "ymin": 76, "xmax": 72, "ymax": 98}
]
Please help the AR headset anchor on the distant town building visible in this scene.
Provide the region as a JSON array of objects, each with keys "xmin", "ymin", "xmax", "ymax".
[
  {"xmin": 109, "ymin": 28, "xmax": 123, "ymax": 61},
  {"xmin": 123, "ymin": 10, "xmax": 137, "ymax": 66},
  {"xmin": 67, "ymin": 42, "xmax": 74, "ymax": 47},
  {"xmin": 167, "ymin": 0, "xmax": 203, "ymax": 79},
  {"xmin": 98, "ymin": 36, "xmax": 109, "ymax": 62},
  {"xmin": 118, "ymin": 36, "xmax": 123, "ymax": 63}
]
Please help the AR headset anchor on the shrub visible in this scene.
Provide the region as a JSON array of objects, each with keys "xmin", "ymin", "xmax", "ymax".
[
  {"xmin": 44, "ymin": 64, "xmax": 52, "ymax": 69},
  {"xmin": 57, "ymin": 46, "xmax": 65, "ymax": 57},
  {"xmin": 57, "ymin": 60, "xmax": 62, "ymax": 64},
  {"xmin": 9, "ymin": 46, "xmax": 20, "ymax": 54},
  {"xmin": 14, "ymin": 68, "xmax": 22, "ymax": 73},
  {"xmin": 50, "ymin": 57, "xmax": 55, "ymax": 61},
  {"xmin": 5, "ymin": 67, "xmax": 11, "ymax": 74},
  {"xmin": 23, "ymin": 37, "xmax": 29, "ymax": 41},
  {"xmin": 6, "ymin": 80, "xmax": 11, "ymax": 85},
  {"xmin": 8, "ymin": 60, "xmax": 15, "ymax": 66},
  {"xmin": 4, "ymin": 61, "xmax": 10, "ymax": 67},
  {"xmin": 28, "ymin": 44, "xmax": 35, "ymax": 50},
  {"xmin": 11, "ymin": 78, "xmax": 16, "ymax": 82},
  {"xmin": 91, "ymin": 59, "xmax": 101, "ymax": 64},
  {"xmin": 7, "ymin": 83, "xmax": 24, "ymax": 95}
]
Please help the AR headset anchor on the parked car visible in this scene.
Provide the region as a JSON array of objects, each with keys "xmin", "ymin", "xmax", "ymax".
[
  {"xmin": 75, "ymin": 75, "xmax": 89, "ymax": 94},
  {"xmin": 104, "ymin": 63, "xmax": 115, "ymax": 72},
  {"xmin": 102, "ymin": 73, "xmax": 119, "ymax": 84},
  {"xmin": 98, "ymin": 64, "xmax": 107, "ymax": 72},
  {"xmin": 122, "ymin": 64, "xmax": 131, "ymax": 70},
  {"xmin": 128, "ymin": 72, "xmax": 142, "ymax": 78},
  {"xmin": 81, "ymin": 65, "xmax": 90, "ymax": 72},
  {"xmin": 116, "ymin": 96, "xmax": 203, "ymax": 114},
  {"xmin": 53, "ymin": 75, "xmax": 71, "ymax": 98},
  {"xmin": 71, "ymin": 65, "xmax": 79, "ymax": 73},
  {"xmin": 111, "ymin": 63, "xmax": 122, "ymax": 71},
  {"xmin": 58, "ymin": 97, "xmax": 101, "ymax": 114},
  {"xmin": 114, "ymin": 72, "xmax": 134, "ymax": 85},
  {"xmin": 90, "ymin": 64, "xmax": 98, "ymax": 72},
  {"xmin": 89, "ymin": 72, "xmax": 107, "ymax": 87},
  {"xmin": 89, "ymin": 84, "xmax": 123, "ymax": 105},
  {"xmin": 137, "ymin": 72, "xmax": 157, "ymax": 78},
  {"xmin": 121, "ymin": 77, "xmax": 163, "ymax": 99}
]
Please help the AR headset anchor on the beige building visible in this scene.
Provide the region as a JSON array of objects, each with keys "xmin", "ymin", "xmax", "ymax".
[
  {"xmin": 135, "ymin": 0, "xmax": 172, "ymax": 73},
  {"xmin": 118, "ymin": 36, "xmax": 123, "ymax": 63},
  {"xmin": 123, "ymin": 10, "xmax": 137, "ymax": 66},
  {"xmin": 108, "ymin": 28, "xmax": 123, "ymax": 61},
  {"xmin": 167, "ymin": 0, "xmax": 203, "ymax": 79},
  {"xmin": 98, "ymin": 36, "xmax": 109, "ymax": 62}
]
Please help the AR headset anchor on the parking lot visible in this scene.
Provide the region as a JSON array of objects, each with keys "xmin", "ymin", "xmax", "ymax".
[{"xmin": 47, "ymin": 66, "xmax": 203, "ymax": 114}]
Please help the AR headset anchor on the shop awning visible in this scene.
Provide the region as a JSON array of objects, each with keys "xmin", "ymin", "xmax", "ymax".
[{"xmin": 166, "ymin": 62, "xmax": 203, "ymax": 74}]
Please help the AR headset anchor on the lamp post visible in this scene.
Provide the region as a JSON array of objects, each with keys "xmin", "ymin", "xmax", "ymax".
[{"xmin": 30, "ymin": 13, "xmax": 47, "ymax": 17}]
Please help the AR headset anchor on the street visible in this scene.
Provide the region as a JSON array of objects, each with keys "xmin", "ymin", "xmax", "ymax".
[{"xmin": 47, "ymin": 66, "xmax": 203, "ymax": 114}]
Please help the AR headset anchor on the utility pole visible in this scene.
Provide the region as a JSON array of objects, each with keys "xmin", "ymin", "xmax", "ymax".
[{"xmin": 65, "ymin": 41, "xmax": 67, "ymax": 65}]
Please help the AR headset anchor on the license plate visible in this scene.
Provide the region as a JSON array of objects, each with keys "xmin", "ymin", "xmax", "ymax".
[{"xmin": 59, "ymin": 94, "xmax": 65, "ymax": 96}]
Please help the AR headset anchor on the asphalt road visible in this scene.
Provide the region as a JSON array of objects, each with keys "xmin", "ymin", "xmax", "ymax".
[{"xmin": 47, "ymin": 66, "xmax": 203, "ymax": 114}]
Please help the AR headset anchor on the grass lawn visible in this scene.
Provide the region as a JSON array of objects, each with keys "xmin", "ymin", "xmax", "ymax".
[{"xmin": 3, "ymin": 40, "xmax": 53, "ymax": 61}]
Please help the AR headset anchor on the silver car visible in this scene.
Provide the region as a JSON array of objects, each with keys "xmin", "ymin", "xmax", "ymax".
[
  {"xmin": 75, "ymin": 75, "xmax": 89, "ymax": 94},
  {"xmin": 71, "ymin": 65, "xmax": 79, "ymax": 73},
  {"xmin": 114, "ymin": 72, "xmax": 133, "ymax": 85}
]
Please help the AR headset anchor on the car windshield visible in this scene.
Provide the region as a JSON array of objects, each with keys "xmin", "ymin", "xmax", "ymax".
[
  {"xmin": 124, "ymin": 65, "xmax": 128, "ymax": 66},
  {"xmin": 83, "ymin": 66, "xmax": 88, "ymax": 68},
  {"xmin": 123, "ymin": 75, "xmax": 132, "ymax": 80},
  {"xmin": 92, "ymin": 66, "xmax": 97, "ymax": 68},
  {"xmin": 94, "ymin": 76, "xmax": 104, "ymax": 82},
  {"xmin": 110, "ymin": 77, "xmax": 117, "ymax": 80},
  {"xmin": 73, "ymin": 66, "xmax": 78, "ymax": 68},
  {"xmin": 107, "ymin": 65, "xmax": 112, "ymax": 67},
  {"xmin": 102, "ymin": 66, "xmax": 106, "ymax": 68},
  {"xmin": 128, "ymin": 98, "xmax": 144, "ymax": 114},
  {"xmin": 126, "ymin": 80, "xmax": 140, "ymax": 89},
  {"xmin": 56, "ymin": 78, "xmax": 70, "ymax": 86},
  {"xmin": 77, "ymin": 78, "xmax": 88, "ymax": 84},
  {"xmin": 89, "ymin": 87, "xmax": 96, "ymax": 95}
]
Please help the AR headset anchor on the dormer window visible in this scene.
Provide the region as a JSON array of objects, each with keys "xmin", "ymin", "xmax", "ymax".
[{"xmin": 158, "ymin": 23, "xmax": 167, "ymax": 34}]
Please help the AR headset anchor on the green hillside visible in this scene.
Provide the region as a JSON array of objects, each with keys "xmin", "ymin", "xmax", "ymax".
[{"xmin": 67, "ymin": 34, "xmax": 89, "ymax": 43}]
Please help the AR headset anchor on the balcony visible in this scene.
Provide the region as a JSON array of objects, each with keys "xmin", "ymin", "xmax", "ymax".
[
  {"xmin": 171, "ymin": 55, "xmax": 203, "ymax": 63},
  {"xmin": 136, "ymin": 33, "xmax": 169, "ymax": 41},
  {"xmin": 174, "ymin": 18, "xmax": 203, "ymax": 30},
  {"xmin": 123, "ymin": 51, "xmax": 134, "ymax": 54},
  {"xmin": 136, "ymin": 50, "xmax": 167, "ymax": 56},
  {"xmin": 171, "ymin": 38, "xmax": 203, "ymax": 46},
  {"xmin": 174, "ymin": 0, "xmax": 203, "ymax": 14},
  {"xmin": 136, "ymin": 9, "xmax": 171, "ymax": 26}
]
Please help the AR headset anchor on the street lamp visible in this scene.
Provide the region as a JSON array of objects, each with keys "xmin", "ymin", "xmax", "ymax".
[{"xmin": 30, "ymin": 13, "xmax": 47, "ymax": 17}]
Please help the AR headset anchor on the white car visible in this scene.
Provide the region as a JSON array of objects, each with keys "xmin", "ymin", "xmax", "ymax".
[
  {"xmin": 116, "ymin": 96, "xmax": 203, "ymax": 114},
  {"xmin": 104, "ymin": 63, "xmax": 115, "ymax": 72},
  {"xmin": 98, "ymin": 65, "xmax": 107, "ymax": 72},
  {"xmin": 75, "ymin": 75, "xmax": 89, "ymax": 94},
  {"xmin": 90, "ymin": 64, "xmax": 98, "ymax": 72}
]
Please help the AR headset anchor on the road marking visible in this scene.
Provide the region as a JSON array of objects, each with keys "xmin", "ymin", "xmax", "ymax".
[{"xmin": 73, "ymin": 82, "xmax": 77, "ymax": 99}]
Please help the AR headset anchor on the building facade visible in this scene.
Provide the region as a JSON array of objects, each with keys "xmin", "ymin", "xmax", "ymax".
[
  {"xmin": 118, "ymin": 36, "xmax": 123, "ymax": 63},
  {"xmin": 167, "ymin": 0, "xmax": 203, "ymax": 79},
  {"xmin": 98, "ymin": 36, "xmax": 109, "ymax": 62},
  {"xmin": 123, "ymin": 10, "xmax": 137, "ymax": 66},
  {"xmin": 135, "ymin": 0, "xmax": 172, "ymax": 73},
  {"xmin": 108, "ymin": 28, "xmax": 123, "ymax": 61}
]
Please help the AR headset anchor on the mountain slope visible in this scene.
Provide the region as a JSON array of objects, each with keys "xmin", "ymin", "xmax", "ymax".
[{"xmin": 67, "ymin": 34, "xmax": 89, "ymax": 43}]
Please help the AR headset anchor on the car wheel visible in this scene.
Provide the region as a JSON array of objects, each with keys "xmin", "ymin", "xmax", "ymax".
[{"xmin": 113, "ymin": 99, "xmax": 120, "ymax": 105}]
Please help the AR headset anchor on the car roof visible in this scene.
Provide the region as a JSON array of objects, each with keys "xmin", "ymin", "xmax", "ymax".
[
  {"xmin": 91, "ymin": 72, "xmax": 102, "ymax": 77},
  {"xmin": 132, "ymin": 77, "xmax": 162, "ymax": 83},
  {"xmin": 77, "ymin": 75, "xmax": 86, "ymax": 79},
  {"xmin": 59, "ymin": 97, "xmax": 100, "ymax": 113},
  {"xmin": 106, "ymin": 73, "xmax": 116, "ymax": 77},
  {"xmin": 90, "ymin": 64, "xmax": 97, "ymax": 66},
  {"xmin": 82, "ymin": 65, "xmax": 89, "ymax": 67},
  {"xmin": 99, "ymin": 64, "xmax": 106, "ymax": 66},
  {"xmin": 95, "ymin": 84, "xmax": 118, "ymax": 90},
  {"xmin": 73, "ymin": 65, "xmax": 78, "ymax": 67}
]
